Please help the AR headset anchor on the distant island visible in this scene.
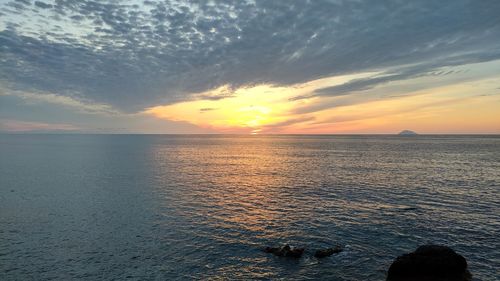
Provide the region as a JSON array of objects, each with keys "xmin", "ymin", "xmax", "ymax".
[{"xmin": 398, "ymin": 130, "xmax": 418, "ymax": 135}]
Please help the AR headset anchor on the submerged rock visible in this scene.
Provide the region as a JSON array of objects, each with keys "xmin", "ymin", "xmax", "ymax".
[
  {"xmin": 264, "ymin": 244, "xmax": 305, "ymax": 258},
  {"xmin": 387, "ymin": 245, "xmax": 471, "ymax": 281},
  {"xmin": 314, "ymin": 245, "xmax": 343, "ymax": 258}
]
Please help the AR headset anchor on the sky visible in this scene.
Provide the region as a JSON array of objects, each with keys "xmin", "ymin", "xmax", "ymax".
[{"xmin": 1, "ymin": 0, "xmax": 499, "ymax": 134}]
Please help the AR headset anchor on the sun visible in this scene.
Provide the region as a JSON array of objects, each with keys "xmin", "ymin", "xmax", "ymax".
[{"xmin": 144, "ymin": 84, "xmax": 296, "ymax": 133}]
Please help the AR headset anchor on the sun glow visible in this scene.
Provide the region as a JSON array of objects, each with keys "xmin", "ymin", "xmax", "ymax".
[
  {"xmin": 145, "ymin": 84, "xmax": 297, "ymax": 133},
  {"xmin": 143, "ymin": 73, "xmax": 377, "ymax": 133},
  {"xmin": 143, "ymin": 67, "xmax": 500, "ymax": 134}
]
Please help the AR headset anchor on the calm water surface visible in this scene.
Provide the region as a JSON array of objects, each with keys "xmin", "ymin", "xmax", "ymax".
[{"xmin": 1, "ymin": 135, "xmax": 499, "ymax": 280}]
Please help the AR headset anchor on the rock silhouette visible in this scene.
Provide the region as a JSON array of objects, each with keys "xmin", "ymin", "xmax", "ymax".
[
  {"xmin": 398, "ymin": 130, "xmax": 418, "ymax": 136},
  {"xmin": 387, "ymin": 245, "xmax": 471, "ymax": 281},
  {"xmin": 314, "ymin": 245, "xmax": 343, "ymax": 258},
  {"xmin": 264, "ymin": 244, "xmax": 305, "ymax": 258}
]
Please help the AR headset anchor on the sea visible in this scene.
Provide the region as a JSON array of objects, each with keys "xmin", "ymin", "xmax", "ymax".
[{"xmin": 1, "ymin": 134, "xmax": 499, "ymax": 280}]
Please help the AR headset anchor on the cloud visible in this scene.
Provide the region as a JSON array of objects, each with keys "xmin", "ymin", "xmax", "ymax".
[
  {"xmin": 260, "ymin": 116, "xmax": 315, "ymax": 132},
  {"xmin": 292, "ymin": 58, "xmax": 500, "ymax": 114},
  {"xmin": 1, "ymin": 0, "xmax": 500, "ymax": 113},
  {"xmin": 310, "ymin": 96, "xmax": 472, "ymax": 126},
  {"xmin": 312, "ymin": 51, "xmax": 500, "ymax": 98},
  {"xmin": 0, "ymin": 119, "xmax": 80, "ymax": 132},
  {"xmin": 34, "ymin": 1, "xmax": 53, "ymax": 9},
  {"xmin": 0, "ymin": 88, "xmax": 118, "ymax": 114},
  {"xmin": 199, "ymin": 107, "xmax": 217, "ymax": 113}
]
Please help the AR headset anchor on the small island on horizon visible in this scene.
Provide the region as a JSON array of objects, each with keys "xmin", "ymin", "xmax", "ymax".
[{"xmin": 398, "ymin": 130, "xmax": 418, "ymax": 136}]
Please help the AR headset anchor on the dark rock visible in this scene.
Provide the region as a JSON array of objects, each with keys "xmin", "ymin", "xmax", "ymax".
[
  {"xmin": 263, "ymin": 244, "xmax": 305, "ymax": 258},
  {"xmin": 264, "ymin": 246, "xmax": 280, "ymax": 254},
  {"xmin": 314, "ymin": 245, "xmax": 343, "ymax": 258},
  {"xmin": 284, "ymin": 246, "xmax": 305, "ymax": 258},
  {"xmin": 387, "ymin": 245, "xmax": 472, "ymax": 281}
]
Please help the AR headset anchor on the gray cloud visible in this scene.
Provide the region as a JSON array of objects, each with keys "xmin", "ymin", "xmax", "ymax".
[
  {"xmin": 199, "ymin": 107, "xmax": 217, "ymax": 112},
  {"xmin": 34, "ymin": 1, "xmax": 52, "ymax": 9},
  {"xmin": 1, "ymin": 0, "xmax": 500, "ymax": 112},
  {"xmin": 312, "ymin": 51, "xmax": 500, "ymax": 98}
]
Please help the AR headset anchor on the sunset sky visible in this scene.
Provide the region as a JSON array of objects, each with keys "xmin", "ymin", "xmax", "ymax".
[{"xmin": 1, "ymin": 0, "xmax": 499, "ymax": 134}]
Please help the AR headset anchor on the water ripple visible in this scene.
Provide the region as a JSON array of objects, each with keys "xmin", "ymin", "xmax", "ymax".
[{"xmin": 0, "ymin": 135, "xmax": 499, "ymax": 280}]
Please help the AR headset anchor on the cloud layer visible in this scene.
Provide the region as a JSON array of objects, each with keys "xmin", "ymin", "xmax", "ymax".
[{"xmin": 2, "ymin": 0, "xmax": 500, "ymax": 113}]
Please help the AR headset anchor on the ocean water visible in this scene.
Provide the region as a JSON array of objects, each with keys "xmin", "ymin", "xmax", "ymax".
[{"xmin": 0, "ymin": 134, "xmax": 499, "ymax": 280}]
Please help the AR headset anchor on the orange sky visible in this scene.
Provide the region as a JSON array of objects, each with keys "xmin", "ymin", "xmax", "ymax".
[
  {"xmin": 2, "ymin": 1, "xmax": 500, "ymax": 134},
  {"xmin": 144, "ymin": 60, "xmax": 500, "ymax": 134}
]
